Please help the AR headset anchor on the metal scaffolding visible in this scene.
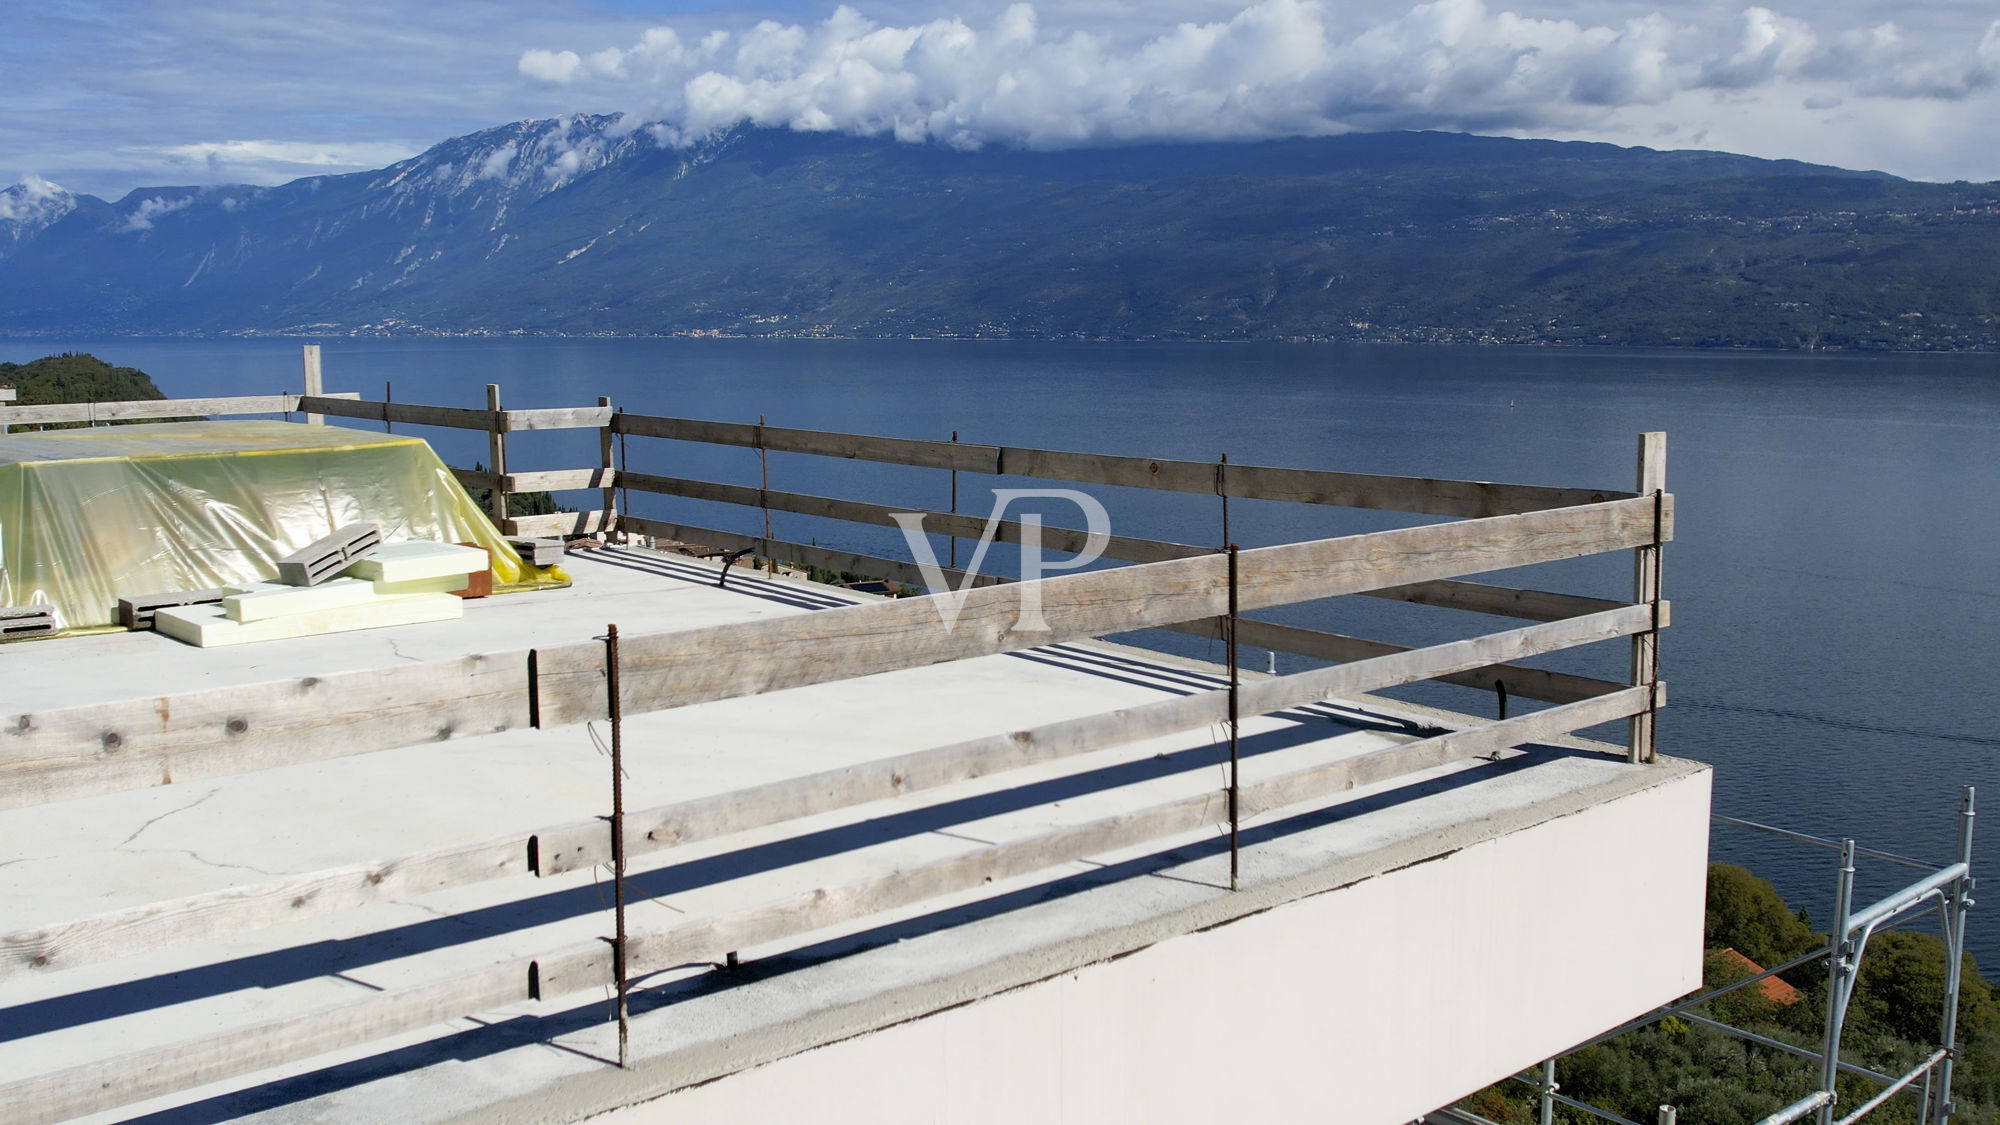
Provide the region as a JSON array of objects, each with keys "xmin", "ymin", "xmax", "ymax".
[{"xmin": 1430, "ymin": 787, "xmax": 1977, "ymax": 1125}]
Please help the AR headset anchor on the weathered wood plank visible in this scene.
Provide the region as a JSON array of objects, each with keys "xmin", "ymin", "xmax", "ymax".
[
  {"xmin": 0, "ymin": 395, "xmax": 300, "ymax": 426},
  {"xmin": 299, "ymin": 395, "xmax": 501, "ymax": 432},
  {"xmin": 1245, "ymin": 685, "xmax": 1655, "ymax": 817},
  {"xmin": 1630, "ymin": 431, "xmax": 1668, "ymax": 763},
  {"xmin": 617, "ymin": 515, "xmax": 1005, "ymax": 593},
  {"xmin": 550, "ymin": 685, "xmax": 1654, "ymax": 998},
  {"xmin": 1161, "ymin": 617, "xmax": 1632, "ymax": 705},
  {"xmin": 1358, "ymin": 579, "xmax": 1633, "ymax": 622},
  {"xmin": 451, "ymin": 466, "xmax": 501, "ymax": 491},
  {"xmin": 301, "ymin": 345, "xmax": 323, "ymax": 425},
  {"xmin": 619, "ymin": 473, "xmax": 1202, "ymax": 565},
  {"xmin": 0, "ymin": 654, "xmax": 531, "ymax": 809},
  {"xmin": 504, "ymin": 509, "xmax": 612, "ymax": 539},
  {"xmin": 542, "ymin": 497, "xmax": 1656, "ymax": 725},
  {"xmin": 535, "ymin": 604, "xmax": 1650, "ymax": 874},
  {"xmin": 0, "ymin": 959, "xmax": 528, "ymax": 1125},
  {"xmin": 0, "ymin": 834, "xmax": 528, "ymax": 981},
  {"xmin": 500, "ymin": 405, "xmax": 614, "ymax": 432},
  {"xmin": 611, "ymin": 413, "xmax": 1003, "ymax": 473},
  {"xmin": 500, "ymin": 467, "xmax": 614, "ymax": 492}
]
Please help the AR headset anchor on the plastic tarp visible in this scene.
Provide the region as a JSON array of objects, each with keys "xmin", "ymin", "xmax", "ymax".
[{"xmin": 0, "ymin": 420, "xmax": 566, "ymax": 634}]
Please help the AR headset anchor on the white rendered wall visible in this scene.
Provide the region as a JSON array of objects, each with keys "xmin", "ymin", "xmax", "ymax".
[{"xmin": 597, "ymin": 768, "xmax": 1711, "ymax": 1125}]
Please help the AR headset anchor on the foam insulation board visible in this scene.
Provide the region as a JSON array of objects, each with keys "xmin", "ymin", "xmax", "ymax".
[
  {"xmin": 155, "ymin": 593, "xmax": 463, "ymax": 648},
  {"xmin": 343, "ymin": 541, "xmax": 488, "ymax": 584}
]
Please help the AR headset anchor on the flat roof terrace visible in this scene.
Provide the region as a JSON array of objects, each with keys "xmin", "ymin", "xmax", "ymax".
[{"xmin": 0, "ymin": 378, "xmax": 1705, "ymax": 1123}]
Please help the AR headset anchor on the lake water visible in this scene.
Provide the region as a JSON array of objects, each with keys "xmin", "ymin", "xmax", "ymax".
[{"xmin": 6, "ymin": 336, "xmax": 1996, "ymax": 968}]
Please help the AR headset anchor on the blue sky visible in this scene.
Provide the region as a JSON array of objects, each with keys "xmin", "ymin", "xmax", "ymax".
[{"xmin": 5, "ymin": 0, "xmax": 1997, "ymax": 200}]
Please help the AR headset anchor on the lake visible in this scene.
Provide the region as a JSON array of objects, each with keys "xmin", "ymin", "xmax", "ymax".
[{"xmin": 6, "ymin": 336, "xmax": 1996, "ymax": 967}]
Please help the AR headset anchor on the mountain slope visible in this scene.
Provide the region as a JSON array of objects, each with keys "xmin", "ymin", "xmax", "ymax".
[{"xmin": 2, "ymin": 118, "xmax": 1996, "ymax": 348}]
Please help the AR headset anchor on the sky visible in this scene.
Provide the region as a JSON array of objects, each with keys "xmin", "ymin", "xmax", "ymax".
[{"xmin": 4, "ymin": 0, "xmax": 1998, "ymax": 202}]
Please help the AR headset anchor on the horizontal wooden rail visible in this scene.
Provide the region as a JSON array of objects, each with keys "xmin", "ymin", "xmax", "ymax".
[
  {"xmin": 621, "ymin": 472, "xmax": 1643, "ymax": 621},
  {"xmin": 619, "ymin": 514, "xmax": 1007, "ymax": 592},
  {"xmin": 0, "ymin": 834, "xmax": 526, "ymax": 980},
  {"xmin": 0, "ymin": 394, "xmax": 296, "ymax": 425},
  {"xmin": 611, "ymin": 412, "xmax": 1631, "ymax": 518},
  {"xmin": 545, "ymin": 686, "xmax": 1655, "ymax": 999},
  {"xmin": 299, "ymin": 397, "xmax": 612, "ymax": 433},
  {"xmin": 540, "ymin": 497, "xmax": 1661, "ymax": 724},
  {"xmin": 4, "ymin": 605, "xmax": 1651, "ymax": 974},
  {"xmin": 535, "ymin": 603, "xmax": 1654, "ymax": 874},
  {"xmin": 0, "ymin": 654, "xmax": 532, "ymax": 811},
  {"xmin": 451, "ymin": 466, "xmax": 501, "ymax": 491},
  {"xmin": 1, "ymin": 672, "xmax": 1656, "ymax": 1123},
  {"xmin": 0, "ymin": 958, "xmax": 529, "ymax": 1125},
  {"xmin": 622, "ymin": 472, "xmax": 1201, "ymax": 565},
  {"xmin": 505, "ymin": 509, "xmax": 612, "ymax": 539},
  {"xmin": 1160, "ymin": 617, "xmax": 1631, "ymax": 705}
]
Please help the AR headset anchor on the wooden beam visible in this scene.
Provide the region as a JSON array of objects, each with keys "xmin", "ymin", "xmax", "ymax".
[
  {"xmin": 502, "ymin": 467, "xmax": 616, "ymax": 492},
  {"xmin": 5, "ymin": 604, "xmax": 1645, "ymax": 976},
  {"xmin": 0, "ymin": 834, "xmax": 528, "ymax": 981},
  {"xmin": 451, "ymin": 466, "xmax": 501, "ymax": 492},
  {"xmin": 298, "ymin": 395, "xmax": 501, "ymax": 432},
  {"xmin": 0, "ymin": 395, "xmax": 301, "ymax": 426},
  {"xmin": 541, "ymin": 496, "xmax": 1657, "ymax": 726},
  {"xmin": 485, "ymin": 384, "xmax": 508, "ymax": 526},
  {"xmin": 500, "ymin": 405, "xmax": 615, "ymax": 432},
  {"xmin": 0, "ymin": 959, "xmax": 529, "ymax": 1125},
  {"xmin": 1243, "ymin": 686, "xmax": 1654, "ymax": 817},
  {"xmin": 610, "ymin": 413, "xmax": 1628, "ymax": 516},
  {"xmin": 617, "ymin": 514, "xmax": 1005, "ymax": 593},
  {"xmin": 545, "ymin": 685, "xmax": 1655, "ymax": 1000},
  {"xmin": 1160, "ymin": 617, "xmax": 1632, "ymax": 705},
  {"xmin": 618, "ymin": 473, "xmax": 1204, "ymax": 565},
  {"xmin": 0, "ymin": 654, "xmax": 532, "ymax": 810},
  {"xmin": 612, "ymin": 413, "xmax": 1001, "ymax": 473},
  {"xmin": 1630, "ymin": 432, "xmax": 1668, "ymax": 763},
  {"xmin": 504, "ymin": 509, "xmax": 612, "ymax": 539},
  {"xmin": 301, "ymin": 344, "xmax": 322, "ymax": 425},
  {"xmin": 535, "ymin": 604, "xmax": 1651, "ymax": 874},
  {"xmin": 1357, "ymin": 579, "xmax": 1634, "ymax": 622}
]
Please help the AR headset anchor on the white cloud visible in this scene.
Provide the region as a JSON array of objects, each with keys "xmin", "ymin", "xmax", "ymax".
[
  {"xmin": 0, "ymin": 174, "xmax": 73, "ymax": 225},
  {"xmin": 123, "ymin": 195, "xmax": 194, "ymax": 232},
  {"xmin": 516, "ymin": 0, "xmax": 2000, "ymax": 158}
]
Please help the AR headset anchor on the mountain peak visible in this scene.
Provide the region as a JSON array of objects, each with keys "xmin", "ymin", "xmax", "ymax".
[{"xmin": 0, "ymin": 175, "xmax": 78, "ymax": 237}]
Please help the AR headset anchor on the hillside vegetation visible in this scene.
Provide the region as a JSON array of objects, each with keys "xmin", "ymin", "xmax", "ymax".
[
  {"xmin": 1, "ymin": 123, "xmax": 1995, "ymax": 348},
  {"xmin": 0, "ymin": 353, "xmax": 164, "ymax": 406}
]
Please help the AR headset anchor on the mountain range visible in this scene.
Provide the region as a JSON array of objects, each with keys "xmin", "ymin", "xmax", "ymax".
[{"xmin": 2, "ymin": 116, "xmax": 1996, "ymax": 349}]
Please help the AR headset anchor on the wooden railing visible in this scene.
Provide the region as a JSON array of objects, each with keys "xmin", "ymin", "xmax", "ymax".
[{"xmin": 0, "ymin": 377, "xmax": 1671, "ymax": 1124}]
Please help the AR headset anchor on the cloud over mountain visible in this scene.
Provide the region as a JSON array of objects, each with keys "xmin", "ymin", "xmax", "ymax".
[{"xmin": 519, "ymin": 0, "xmax": 2000, "ymax": 149}]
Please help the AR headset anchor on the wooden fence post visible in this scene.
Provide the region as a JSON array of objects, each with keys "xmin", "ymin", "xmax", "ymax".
[
  {"xmin": 301, "ymin": 345, "xmax": 323, "ymax": 425},
  {"xmin": 1629, "ymin": 432, "xmax": 1666, "ymax": 763},
  {"xmin": 598, "ymin": 396, "xmax": 617, "ymax": 542},
  {"xmin": 487, "ymin": 384, "xmax": 509, "ymax": 527}
]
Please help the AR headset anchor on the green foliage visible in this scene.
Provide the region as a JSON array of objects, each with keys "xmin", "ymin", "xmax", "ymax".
[
  {"xmin": 0, "ymin": 352, "xmax": 164, "ymax": 406},
  {"xmin": 465, "ymin": 461, "xmax": 562, "ymax": 518},
  {"xmin": 1707, "ymin": 863, "xmax": 1819, "ymax": 970}
]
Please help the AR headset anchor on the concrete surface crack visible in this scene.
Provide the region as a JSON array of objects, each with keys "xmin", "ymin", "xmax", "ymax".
[
  {"xmin": 0, "ymin": 855, "xmax": 52, "ymax": 870},
  {"xmin": 139, "ymin": 846, "xmax": 287, "ymax": 878},
  {"xmin": 386, "ymin": 640, "xmax": 423, "ymax": 663},
  {"xmin": 117, "ymin": 786, "xmax": 223, "ymax": 847}
]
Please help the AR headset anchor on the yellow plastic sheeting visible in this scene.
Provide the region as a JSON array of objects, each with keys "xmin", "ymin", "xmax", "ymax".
[{"xmin": 0, "ymin": 420, "xmax": 567, "ymax": 634}]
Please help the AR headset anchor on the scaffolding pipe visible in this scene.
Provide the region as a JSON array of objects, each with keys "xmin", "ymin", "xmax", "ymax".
[
  {"xmin": 1673, "ymin": 1013, "xmax": 1896, "ymax": 1085},
  {"xmin": 1930, "ymin": 787, "xmax": 1976, "ymax": 1123},
  {"xmin": 1759, "ymin": 1091, "xmax": 1834, "ymax": 1125},
  {"xmin": 1845, "ymin": 861, "xmax": 1970, "ymax": 936},
  {"xmin": 1819, "ymin": 838, "xmax": 1859, "ymax": 1125},
  {"xmin": 1836, "ymin": 1050, "xmax": 1949, "ymax": 1125}
]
